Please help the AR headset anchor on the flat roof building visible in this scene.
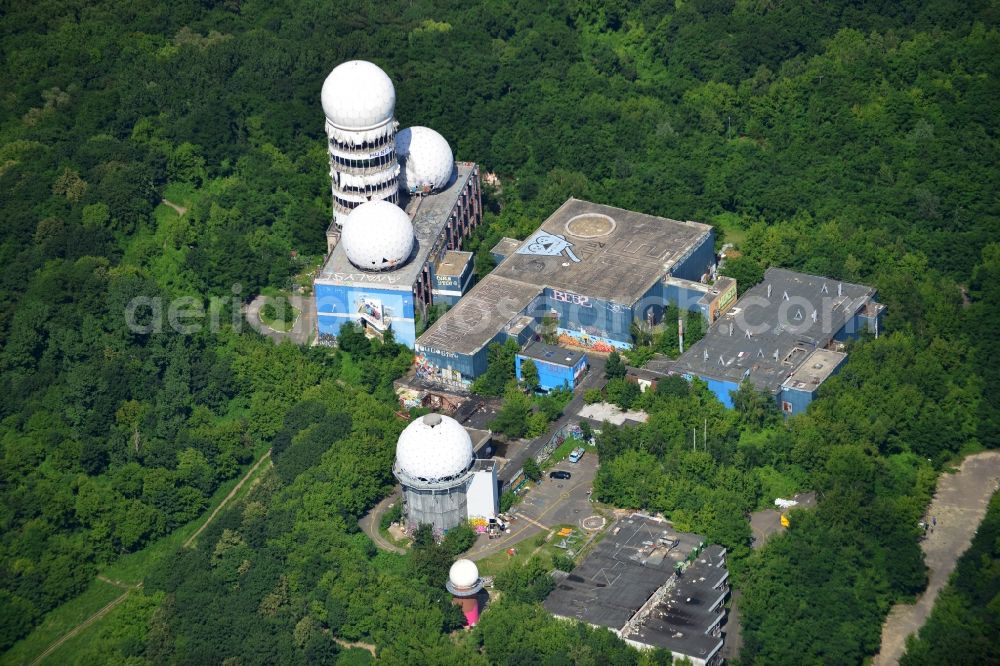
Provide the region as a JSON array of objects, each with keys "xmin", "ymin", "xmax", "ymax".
[
  {"xmin": 415, "ymin": 199, "xmax": 718, "ymax": 388},
  {"xmin": 516, "ymin": 341, "xmax": 589, "ymax": 392},
  {"xmin": 544, "ymin": 515, "xmax": 729, "ymax": 666},
  {"xmin": 673, "ymin": 267, "xmax": 885, "ymax": 414},
  {"xmin": 622, "ymin": 545, "xmax": 729, "ymax": 666}
]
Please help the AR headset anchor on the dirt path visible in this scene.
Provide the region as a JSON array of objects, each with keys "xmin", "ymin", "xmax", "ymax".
[
  {"xmin": 358, "ymin": 489, "xmax": 406, "ymax": 555},
  {"xmin": 184, "ymin": 449, "xmax": 272, "ymax": 549},
  {"xmin": 161, "ymin": 198, "xmax": 187, "ymax": 216},
  {"xmin": 95, "ymin": 575, "xmax": 132, "ymax": 590},
  {"xmin": 333, "ymin": 637, "xmax": 376, "ymax": 657},
  {"xmin": 29, "ymin": 583, "xmax": 142, "ymax": 666},
  {"xmin": 872, "ymin": 451, "xmax": 1000, "ymax": 665}
]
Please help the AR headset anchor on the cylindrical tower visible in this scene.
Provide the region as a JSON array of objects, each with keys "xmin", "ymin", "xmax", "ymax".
[
  {"xmin": 446, "ymin": 559, "xmax": 484, "ymax": 626},
  {"xmin": 393, "ymin": 413, "xmax": 476, "ymax": 533},
  {"xmin": 321, "ymin": 60, "xmax": 401, "ymax": 227}
]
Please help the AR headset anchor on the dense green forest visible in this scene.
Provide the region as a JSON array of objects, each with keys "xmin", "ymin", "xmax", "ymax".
[
  {"xmin": 1, "ymin": 0, "xmax": 997, "ymax": 663},
  {"xmin": 900, "ymin": 491, "xmax": 1000, "ymax": 665}
]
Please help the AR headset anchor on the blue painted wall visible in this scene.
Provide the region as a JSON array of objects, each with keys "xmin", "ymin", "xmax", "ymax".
[
  {"xmin": 544, "ymin": 289, "xmax": 634, "ymax": 347},
  {"xmin": 671, "ymin": 230, "xmax": 716, "ymax": 282},
  {"xmin": 778, "ymin": 387, "xmax": 815, "ymax": 416},
  {"xmin": 503, "ymin": 322, "xmax": 535, "ymax": 348},
  {"xmin": 833, "ymin": 301, "xmax": 885, "ymax": 342},
  {"xmin": 661, "ymin": 282, "xmax": 711, "ymax": 319},
  {"xmin": 833, "ymin": 312, "xmax": 865, "ymax": 342},
  {"xmin": 315, "ymin": 283, "xmax": 417, "ymax": 347},
  {"xmin": 684, "ymin": 374, "xmax": 739, "ymax": 409},
  {"xmin": 516, "ymin": 353, "xmax": 587, "ymax": 391},
  {"xmin": 415, "ymin": 338, "xmax": 496, "ymax": 389}
]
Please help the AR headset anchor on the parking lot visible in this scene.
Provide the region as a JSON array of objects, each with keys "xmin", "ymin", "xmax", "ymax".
[{"xmin": 468, "ymin": 448, "xmax": 603, "ymax": 560}]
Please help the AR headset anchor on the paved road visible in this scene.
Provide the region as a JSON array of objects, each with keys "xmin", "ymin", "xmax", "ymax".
[
  {"xmin": 468, "ymin": 451, "xmax": 602, "ymax": 560},
  {"xmin": 246, "ymin": 293, "xmax": 315, "ymax": 346},
  {"xmin": 497, "ymin": 353, "xmax": 607, "ymax": 488},
  {"xmin": 872, "ymin": 451, "xmax": 1000, "ymax": 666},
  {"xmin": 358, "ymin": 488, "xmax": 406, "ymax": 555}
]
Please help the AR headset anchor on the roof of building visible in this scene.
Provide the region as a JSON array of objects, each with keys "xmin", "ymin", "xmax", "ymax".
[
  {"xmin": 435, "ymin": 250, "xmax": 472, "ymax": 277},
  {"xmin": 317, "ymin": 162, "xmax": 474, "ymax": 290},
  {"xmin": 490, "ymin": 237, "xmax": 521, "ymax": 257},
  {"xmin": 491, "ymin": 199, "xmax": 712, "ymax": 305},
  {"xmin": 643, "ymin": 355, "xmax": 679, "ymax": 376},
  {"xmin": 627, "ymin": 366, "xmax": 671, "ymax": 382},
  {"xmin": 672, "ymin": 268, "xmax": 877, "ymax": 393},
  {"xmin": 465, "ymin": 427, "xmax": 492, "ymax": 455},
  {"xmin": 781, "ymin": 349, "xmax": 847, "ymax": 393},
  {"xmin": 623, "ymin": 545, "xmax": 728, "ymax": 661},
  {"xmin": 417, "ymin": 199, "xmax": 712, "ymax": 357},
  {"xmin": 416, "ymin": 275, "xmax": 542, "ymax": 355},
  {"xmin": 518, "ymin": 341, "xmax": 585, "ymax": 368},
  {"xmin": 544, "ymin": 515, "xmax": 704, "ymax": 630}
]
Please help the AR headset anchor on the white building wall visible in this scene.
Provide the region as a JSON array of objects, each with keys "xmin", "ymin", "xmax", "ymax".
[{"xmin": 466, "ymin": 468, "xmax": 498, "ymax": 520}]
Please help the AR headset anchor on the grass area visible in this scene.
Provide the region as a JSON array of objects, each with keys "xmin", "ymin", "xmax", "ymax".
[
  {"xmin": 0, "ymin": 580, "xmax": 123, "ymax": 666},
  {"xmin": 6, "ymin": 446, "xmax": 271, "ymax": 664},
  {"xmin": 37, "ymin": 590, "xmax": 164, "ymax": 665},
  {"xmin": 162, "ymin": 181, "xmax": 202, "ymax": 208},
  {"xmin": 541, "ymin": 437, "xmax": 581, "ymax": 470},
  {"xmin": 259, "ymin": 304, "xmax": 299, "ymax": 333},
  {"xmin": 476, "ymin": 523, "xmax": 592, "ymax": 577},
  {"xmin": 712, "ymin": 211, "xmax": 748, "ymax": 248}
]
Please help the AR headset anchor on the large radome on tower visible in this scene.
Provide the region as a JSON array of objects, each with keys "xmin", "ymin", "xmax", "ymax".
[{"xmin": 314, "ymin": 59, "xmax": 483, "ymax": 349}]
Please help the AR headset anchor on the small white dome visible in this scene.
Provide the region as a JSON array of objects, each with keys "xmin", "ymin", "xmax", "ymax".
[
  {"xmin": 321, "ymin": 60, "xmax": 396, "ymax": 130},
  {"xmin": 449, "ymin": 559, "xmax": 480, "ymax": 589},
  {"xmin": 397, "ymin": 127, "xmax": 455, "ymax": 193},
  {"xmin": 340, "ymin": 201, "xmax": 414, "ymax": 271},
  {"xmin": 395, "ymin": 414, "xmax": 474, "ymax": 483}
]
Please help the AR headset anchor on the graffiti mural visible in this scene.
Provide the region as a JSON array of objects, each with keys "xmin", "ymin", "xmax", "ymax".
[
  {"xmin": 468, "ymin": 517, "xmax": 489, "ymax": 534},
  {"xmin": 414, "ymin": 353, "xmax": 470, "ymax": 390},
  {"xmin": 357, "ymin": 297, "xmax": 388, "ymax": 330},
  {"xmin": 556, "ymin": 327, "xmax": 630, "ymax": 353},
  {"xmin": 516, "ymin": 230, "xmax": 581, "ymax": 262}
]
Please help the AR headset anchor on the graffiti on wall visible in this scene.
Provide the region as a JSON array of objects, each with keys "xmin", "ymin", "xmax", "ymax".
[
  {"xmin": 552, "ymin": 289, "xmax": 592, "ymax": 307},
  {"xmin": 414, "ymin": 353, "xmax": 470, "ymax": 390},
  {"xmin": 708, "ymin": 280, "xmax": 738, "ymax": 322},
  {"xmin": 556, "ymin": 327, "xmax": 630, "ymax": 353}
]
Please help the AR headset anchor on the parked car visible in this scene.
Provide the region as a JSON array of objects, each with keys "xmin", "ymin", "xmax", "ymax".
[
  {"xmin": 568, "ymin": 447, "xmax": 585, "ymax": 463},
  {"xmin": 549, "ymin": 470, "xmax": 571, "ymax": 480}
]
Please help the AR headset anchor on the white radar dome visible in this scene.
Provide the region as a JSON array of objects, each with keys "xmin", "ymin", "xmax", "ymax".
[
  {"xmin": 397, "ymin": 126, "xmax": 455, "ymax": 193},
  {"xmin": 321, "ymin": 60, "xmax": 396, "ymax": 130},
  {"xmin": 341, "ymin": 200, "xmax": 414, "ymax": 271},
  {"xmin": 449, "ymin": 559, "xmax": 480, "ymax": 590},
  {"xmin": 395, "ymin": 414, "xmax": 474, "ymax": 483}
]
